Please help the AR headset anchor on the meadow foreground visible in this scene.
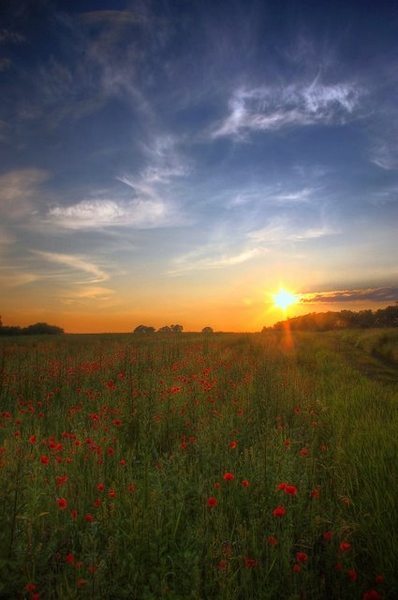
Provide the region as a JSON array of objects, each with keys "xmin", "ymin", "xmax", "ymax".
[{"xmin": 0, "ymin": 331, "xmax": 397, "ymax": 599}]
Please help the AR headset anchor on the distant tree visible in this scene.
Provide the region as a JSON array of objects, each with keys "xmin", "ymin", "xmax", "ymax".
[
  {"xmin": 158, "ymin": 326, "xmax": 172, "ymax": 333},
  {"xmin": 24, "ymin": 322, "xmax": 64, "ymax": 335},
  {"xmin": 158, "ymin": 324, "xmax": 184, "ymax": 333},
  {"xmin": 202, "ymin": 326, "xmax": 214, "ymax": 334},
  {"xmin": 133, "ymin": 325, "xmax": 155, "ymax": 334}
]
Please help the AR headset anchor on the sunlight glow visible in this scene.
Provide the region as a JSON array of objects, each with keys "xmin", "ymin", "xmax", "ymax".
[{"xmin": 273, "ymin": 288, "xmax": 298, "ymax": 311}]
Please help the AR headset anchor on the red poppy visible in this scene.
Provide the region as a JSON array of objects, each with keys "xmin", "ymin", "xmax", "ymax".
[
  {"xmin": 244, "ymin": 556, "xmax": 259, "ymax": 569},
  {"xmin": 97, "ymin": 483, "xmax": 105, "ymax": 491},
  {"xmin": 223, "ymin": 472, "xmax": 234, "ymax": 481},
  {"xmin": 363, "ymin": 590, "xmax": 381, "ymax": 600},
  {"xmin": 268, "ymin": 535, "xmax": 278, "ymax": 546},
  {"xmin": 374, "ymin": 574, "xmax": 384, "ymax": 584},
  {"xmin": 323, "ymin": 530, "xmax": 333, "ymax": 541},
  {"xmin": 109, "ymin": 488, "xmax": 116, "ymax": 498},
  {"xmin": 285, "ymin": 484, "xmax": 297, "ymax": 495},
  {"xmin": 311, "ymin": 488, "xmax": 320, "ymax": 498},
  {"xmin": 296, "ymin": 552, "xmax": 308, "ymax": 563},
  {"xmin": 207, "ymin": 496, "xmax": 218, "ymax": 508},
  {"xmin": 347, "ymin": 569, "xmax": 357, "ymax": 581},
  {"xmin": 70, "ymin": 509, "xmax": 78, "ymax": 520},
  {"xmin": 339, "ymin": 541, "xmax": 351, "ymax": 552},
  {"xmin": 65, "ymin": 553, "xmax": 75, "ymax": 564},
  {"xmin": 40, "ymin": 455, "xmax": 49, "ymax": 465},
  {"xmin": 299, "ymin": 448, "xmax": 309, "ymax": 456},
  {"xmin": 293, "ymin": 564, "xmax": 301, "ymax": 572},
  {"xmin": 241, "ymin": 479, "xmax": 250, "ymax": 487},
  {"xmin": 57, "ymin": 497, "xmax": 67, "ymax": 510},
  {"xmin": 85, "ymin": 513, "xmax": 93, "ymax": 522},
  {"xmin": 273, "ymin": 505, "xmax": 286, "ymax": 517},
  {"xmin": 229, "ymin": 441, "xmax": 237, "ymax": 449}
]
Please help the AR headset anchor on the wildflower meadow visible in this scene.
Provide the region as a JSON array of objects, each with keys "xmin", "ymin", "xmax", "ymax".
[{"xmin": 0, "ymin": 330, "xmax": 397, "ymax": 599}]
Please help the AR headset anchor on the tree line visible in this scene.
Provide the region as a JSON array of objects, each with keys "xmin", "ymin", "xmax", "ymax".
[
  {"xmin": 133, "ymin": 324, "xmax": 214, "ymax": 334},
  {"xmin": 0, "ymin": 317, "xmax": 64, "ymax": 336},
  {"xmin": 266, "ymin": 304, "xmax": 398, "ymax": 332}
]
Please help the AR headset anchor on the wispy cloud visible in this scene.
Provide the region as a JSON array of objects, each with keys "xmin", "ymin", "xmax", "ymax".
[
  {"xmin": 33, "ymin": 251, "xmax": 109, "ymax": 284},
  {"xmin": 48, "ymin": 197, "xmax": 168, "ymax": 230},
  {"xmin": 211, "ymin": 80, "xmax": 362, "ymax": 139},
  {"xmin": 0, "ymin": 266, "xmax": 38, "ymax": 288},
  {"xmin": 0, "ymin": 169, "xmax": 49, "ymax": 219},
  {"xmin": 301, "ymin": 287, "xmax": 398, "ymax": 304},
  {"xmin": 168, "ymin": 244, "xmax": 265, "ymax": 276},
  {"xmin": 248, "ymin": 215, "xmax": 339, "ymax": 244}
]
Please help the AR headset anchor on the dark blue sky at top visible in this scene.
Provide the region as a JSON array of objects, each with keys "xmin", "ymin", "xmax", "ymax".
[{"xmin": 1, "ymin": 0, "xmax": 398, "ymax": 330}]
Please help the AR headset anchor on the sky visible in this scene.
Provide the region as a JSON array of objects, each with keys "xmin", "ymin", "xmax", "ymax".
[{"xmin": 1, "ymin": 0, "xmax": 398, "ymax": 333}]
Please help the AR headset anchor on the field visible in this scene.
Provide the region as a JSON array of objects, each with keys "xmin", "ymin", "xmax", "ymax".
[{"xmin": 0, "ymin": 330, "xmax": 397, "ymax": 599}]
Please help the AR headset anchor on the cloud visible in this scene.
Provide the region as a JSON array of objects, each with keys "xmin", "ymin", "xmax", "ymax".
[
  {"xmin": 248, "ymin": 215, "xmax": 338, "ymax": 244},
  {"xmin": 0, "ymin": 29, "xmax": 26, "ymax": 44},
  {"xmin": 211, "ymin": 80, "xmax": 362, "ymax": 139},
  {"xmin": 48, "ymin": 197, "xmax": 168, "ymax": 230},
  {"xmin": 33, "ymin": 251, "xmax": 109, "ymax": 284},
  {"xmin": 301, "ymin": 287, "xmax": 398, "ymax": 304},
  {"xmin": 0, "ymin": 266, "xmax": 38, "ymax": 288},
  {"xmin": 0, "ymin": 169, "xmax": 49, "ymax": 219},
  {"xmin": 168, "ymin": 244, "xmax": 264, "ymax": 276}
]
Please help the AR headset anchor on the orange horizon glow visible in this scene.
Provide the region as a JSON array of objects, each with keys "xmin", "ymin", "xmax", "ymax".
[{"xmin": 2, "ymin": 297, "xmax": 395, "ymax": 334}]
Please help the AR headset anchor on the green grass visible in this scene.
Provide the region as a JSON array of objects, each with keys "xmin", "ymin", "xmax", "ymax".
[{"xmin": 0, "ymin": 331, "xmax": 396, "ymax": 599}]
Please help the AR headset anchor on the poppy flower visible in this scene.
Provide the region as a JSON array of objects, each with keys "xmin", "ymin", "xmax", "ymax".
[
  {"xmin": 223, "ymin": 472, "xmax": 234, "ymax": 481},
  {"xmin": 85, "ymin": 513, "xmax": 93, "ymax": 522},
  {"xmin": 268, "ymin": 535, "xmax": 278, "ymax": 546},
  {"xmin": 273, "ymin": 505, "xmax": 286, "ymax": 517},
  {"xmin": 363, "ymin": 591, "xmax": 381, "ymax": 600},
  {"xmin": 293, "ymin": 564, "xmax": 301, "ymax": 572},
  {"xmin": 347, "ymin": 569, "xmax": 357, "ymax": 581},
  {"xmin": 339, "ymin": 541, "xmax": 351, "ymax": 553},
  {"xmin": 296, "ymin": 552, "xmax": 308, "ymax": 563},
  {"xmin": 40, "ymin": 455, "xmax": 49, "ymax": 465},
  {"xmin": 57, "ymin": 497, "xmax": 67, "ymax": 510},
  {"xmin": 244, "ymin": 556, "xmax": 259, "ymax": 569},
  {"xmin": 229, "ymin": 441, "xmax": 237, "ymax": 449},
  {"xmin": 241, "ymin": 479, "xmax": 250, "ymax": 487},
  {"xmin": 323, "ymin": 530, "xmax": 333, "ymax": 541},
  {"xmin": 207, "ymin": 496, "xmax": 218, "ymax": 508}
]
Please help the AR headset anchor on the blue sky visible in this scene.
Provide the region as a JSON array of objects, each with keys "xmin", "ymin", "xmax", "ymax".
[{"xmin": 1, "ymin": 0, "xmax": 398, "ymax": 332}]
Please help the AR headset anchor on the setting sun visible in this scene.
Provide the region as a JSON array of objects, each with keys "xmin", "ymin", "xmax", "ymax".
[{"xmin": 273, "ymin": 288, "xmax": 298, "ymax": 311}]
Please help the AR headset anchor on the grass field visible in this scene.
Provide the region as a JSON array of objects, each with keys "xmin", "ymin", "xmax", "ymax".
[{"xmin": 0, "ymin": 330, "xmax": 397, "ymax": 599}]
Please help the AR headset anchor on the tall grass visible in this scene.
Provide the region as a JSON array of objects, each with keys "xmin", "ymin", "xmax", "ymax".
[{"xmin": 0, "ymin": 331, "xmax": 396, "ymax": 599}]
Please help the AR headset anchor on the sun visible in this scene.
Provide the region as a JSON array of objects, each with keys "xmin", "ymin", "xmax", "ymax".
[{"xmin": 273, "ymin": 288, "xmax": 298, "ymax": 311}]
